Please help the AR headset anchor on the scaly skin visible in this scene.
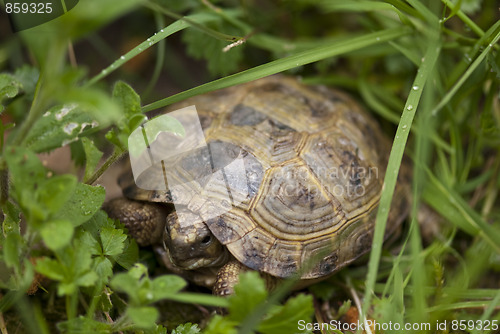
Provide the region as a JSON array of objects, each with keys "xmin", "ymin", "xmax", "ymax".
[{"xmin": 104, "ymin": 198, "xmax": 166, "ymax": 246}]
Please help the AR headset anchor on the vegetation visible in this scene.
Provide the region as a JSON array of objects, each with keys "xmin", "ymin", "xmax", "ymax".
[{"xmin": 0, "ymin": 0, "xmax": 499, "ymax": 333}]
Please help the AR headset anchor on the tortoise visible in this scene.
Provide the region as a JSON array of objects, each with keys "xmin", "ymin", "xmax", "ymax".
[{"xmin": 105, "ymin": 75, "xmax": 411, "ymax": 296}]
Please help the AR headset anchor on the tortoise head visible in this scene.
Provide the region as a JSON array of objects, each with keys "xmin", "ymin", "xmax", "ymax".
[{"xmin": 164, "ymin": 208, "xmax": 228, "ymax": 270}]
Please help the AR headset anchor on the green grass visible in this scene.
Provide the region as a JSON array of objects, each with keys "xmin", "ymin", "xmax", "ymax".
[{"xmin": 0, "ymin": 0, "xmax": 499, "ymax": 333}]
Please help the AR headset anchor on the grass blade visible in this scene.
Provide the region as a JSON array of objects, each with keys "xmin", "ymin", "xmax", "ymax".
[
  {"xmin": 432, "ymin": 24, "xmax": 500, "ymax": 115},
  {"xmin": 86, "ymin": 12, "xmax": 234, "ymax": 86},
  {"xmin": 361, "ymin": 34, "xmax": 442, "ymax": 317},
  {"xmin": 142, "ymin": 27, "xmax": 411, "ymax": 112}
]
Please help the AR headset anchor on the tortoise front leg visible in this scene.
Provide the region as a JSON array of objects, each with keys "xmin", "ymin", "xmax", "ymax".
[
  {"xmin": 104, "ymin": 197, "xmax": 167, "ymax": 246},
  {"xmin": 213, "ymin": 260, "xmax": 246, "ymax": 296},
  {"xmin": 213, "ymin": 260, "xmax": 279, "ymax": 296}
]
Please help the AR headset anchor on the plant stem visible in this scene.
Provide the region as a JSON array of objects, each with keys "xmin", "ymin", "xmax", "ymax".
[
  {"xmin": 85, "ymin": 149, "xmax": 125, "ymax": 185},
  {"xmin": 0, "ymin": 160, "xmax": 8, "ymax": 205},
  {"xmin": 441, "ymin": 0, "xmax": 484, "ymax": 37},
  {"xmin": 10, "ymin": 75, "xmax": 44, "ymax": 147}
]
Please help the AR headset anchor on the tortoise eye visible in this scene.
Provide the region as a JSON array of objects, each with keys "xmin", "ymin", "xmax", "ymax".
[{"xmin": 201, "ymin": 235, "xmax": 212, "ymax": 246}]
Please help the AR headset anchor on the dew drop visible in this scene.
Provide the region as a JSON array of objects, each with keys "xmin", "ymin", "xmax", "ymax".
[
  {"xmin": 160, "ymin": 29, "xmax": 164, "ymax": 32},
  {"xmin": 402, "ymin": 125, "xmax": 408, "ymax": 129},
  {"xmin": 412, "ymin": 85, "xmax": 419, "ymax": 91},
  {"xmin": 120, "ymin": 56, "xmax": 125, "ymax": 60},
  {"xmin": 407, "ymin": 105, "xmax": 414, "ymax": 111}
]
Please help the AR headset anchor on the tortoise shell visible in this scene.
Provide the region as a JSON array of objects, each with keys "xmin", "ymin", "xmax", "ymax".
[{"xmin": 119, "ymin": 75, "xmax": 411, "ymax": 280}]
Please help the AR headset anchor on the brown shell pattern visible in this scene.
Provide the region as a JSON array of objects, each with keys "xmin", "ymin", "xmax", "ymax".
[{"xmin": 120, "ymin": 76, "xmax": 411, "ymax": 279}]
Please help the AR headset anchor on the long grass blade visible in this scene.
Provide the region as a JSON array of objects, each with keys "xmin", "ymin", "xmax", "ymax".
[
  {"xmin": 142, "ymin": 27, "xmax": 411, "ymax": 112},
  {"xmin": 361, "ymin": 34, "xmax": 442, "ymax": 318},
  {"xmin": 86, "ymin": 12, "xmax": 234, "ymax": 86}
]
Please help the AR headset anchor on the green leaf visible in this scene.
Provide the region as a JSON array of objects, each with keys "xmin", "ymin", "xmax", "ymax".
[
  {"xmin": 81, "ymin": 138, "xmax": 104, "ymax": 183},
  {"xmin": 0, "ymin": 73, "xmax": 23, "ymax": 110},
  {"xmin": 108, "ymin": 81, "xmax": 146, "ymax": 150},
  {"xmin": 35, "ymin": 257, "xmax": 65, "ymax": 281},
  {"xmin": 100, "ymin": 226, "xmax": 127, "ymax": 256},
  {"xmin": 112, "ymin": 81, "xmax": 145, "ymax": 136},
  {"xmin": 126, "ymin": 306, "xmax": 158, "ymax": 329},
  {"xmin": 55, "ymin": 183, "xmax": 106, "ymax": 226},
  {"xmin": 37, "ymin": 175, "xmax": 77, "ymax": 215},
  {"xmin": 127, "ymin": 262, "xmax": 150, "ymax": 281},
  {"xmin": 24, "ymin": 103, "xmax": 101, "ymax": 153},
  {"xmin": 80, "ymin": 210, "xmax": 114, "ymax": 239},
  {"xmin": 149, "ymin": 325, "xmax": 168, "ymax": 334},
  {"xmin": 37, "ymin": 240, "xmax": 98, "ymax": 295},
  {"xmin": 112, "ymin": 81, "xmax": 142, "ymax": 120},
  {"xmin": 76, "ymin": 226, "xmax": 102, "ymax": 255},
  {"xmin": 40, "ymin": 219, "xmax": 74, "ymax": 250},
  {"xmin": 110, "ymin": 271, "xmax": 142, "ymax": 303},
  {"xmin": 58, "ymin": 317, "xmax": 112, "ymax": 333},
  {"xmin": 3, "ymin": 233, "xmax": 22, "ymax": 269},
  {"xmin": 258, "ymin": 294, "xmax": 314, "ymax": 334},
  {"xmin": 151, "ymin": 275, "xmax": 187, "ymax": 301},
  {"xmin": 228, "ymin": 271, "xmax": 268, "ymax": 322},
  {"xmin": 4, "ymin": 146, "xmax": 45, "ymax": 199},
  {"xmin": 12, "ymin": 65, "xmax": 39, "ymax": 100},
  {"xmin": 74, "ymin": 269, "xmax": 99, "ymax": 290},
  {"xmin": 171, "ymin": 323, "xmax": 201, "ymax": 334},
  {"xmin": 1, "ymin": 201, "xmax": 21, "ymax": 236},
  {"xmin": 204, "ymin": 315, "xmax": 238, "ymax": 334},
  {"xmin": 79, "ymin": 211, "xmax": 138, "ymax": 266},
  {"xmin": 105, "ymin": 128, "xmax": 127, "ymax": 151},
  {"xmin": 93, "ymin": 257, "xmax": 114, "ymax": 280},
  {"xmin": 110, "ymin": 265, "xmax": 188, "ymax": 306},
  {"xmin": 114, "ymin": 238, "xmax": 139, "ymax": 269}
]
